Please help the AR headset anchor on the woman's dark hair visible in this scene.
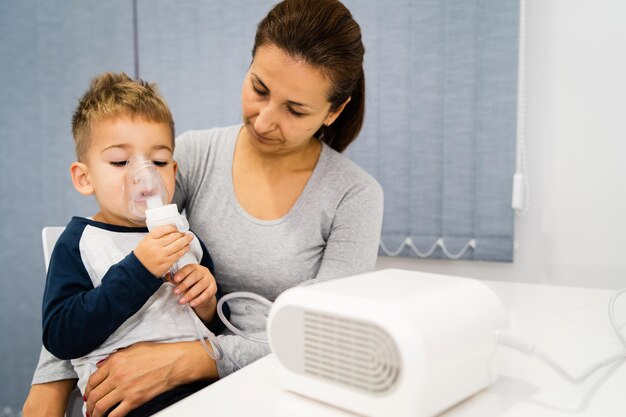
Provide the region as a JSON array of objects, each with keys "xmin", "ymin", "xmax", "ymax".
[{"xmin": 253, "ymin": 0, "xmax": 365, "ymax": 153}]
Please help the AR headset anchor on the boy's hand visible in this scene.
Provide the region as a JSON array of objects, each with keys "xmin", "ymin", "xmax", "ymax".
[
  {"xmin": 172, "ymin": 264, "xmax": 218, "ymax": 322},
  {"xmin": 134, "ymin": 225, "xmax": 194, "ymax": 278}
]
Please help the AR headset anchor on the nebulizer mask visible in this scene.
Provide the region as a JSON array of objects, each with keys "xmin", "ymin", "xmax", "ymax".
[
  {"xmin": 123, "ymin": 154, "xmax": 187, "ymax": 229},
  {"xmin": 123, "ymin": 154, "xmax": 222, "ymax": 360}
]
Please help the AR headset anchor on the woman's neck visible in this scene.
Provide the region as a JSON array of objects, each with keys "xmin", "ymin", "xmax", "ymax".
[
  {"xmin": 232, "ymin": 127, "xmax": 323, "ymax": 220},
  {"xmin": 237, "ymin": 129, "xmax": 322, "ymax": 174}
]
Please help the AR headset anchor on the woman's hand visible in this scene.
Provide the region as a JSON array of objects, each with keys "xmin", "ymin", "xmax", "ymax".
[{"xmin": 84, "ymin": 341, "xmax": 218, "ymax": 417}]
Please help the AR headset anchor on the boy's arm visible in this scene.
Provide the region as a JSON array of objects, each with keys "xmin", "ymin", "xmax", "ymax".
[
  {"xmin": 171, "ymin": 234, "xmax": 228, "ymax": 332},
  {"xmin": 42, "ymin": 239, "xmax": 161, "ymax": 360},
  {"xmin": 197, "ymin": 237, "xmax": 229, "ymax": 334},
  {"xmin": 201, "ymin": 286, "xmax": 228, "ymax": 334}
]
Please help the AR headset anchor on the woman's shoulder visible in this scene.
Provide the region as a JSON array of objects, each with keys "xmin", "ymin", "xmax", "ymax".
[
  {"xmin": 309, "ymin": 144, "xmax": 383, "ymax": 222},
  {"xmin": 319, "ymin": 142, "xmax": 382, "ymax": 193}
]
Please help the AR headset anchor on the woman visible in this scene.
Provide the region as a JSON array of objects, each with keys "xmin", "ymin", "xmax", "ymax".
[{"xmin": 23, "ymin": 0, "xmax": 383, "ymax": 416}]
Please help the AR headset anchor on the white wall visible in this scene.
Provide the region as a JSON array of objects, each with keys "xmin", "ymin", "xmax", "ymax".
[{"xmin": 377, "ymin": 0, "xmax": 626, "ymax": 290}]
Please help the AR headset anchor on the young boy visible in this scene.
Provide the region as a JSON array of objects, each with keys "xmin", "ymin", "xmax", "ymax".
[{"xmin": 41, "ymin": 72, "xmax": 224, "ymax": 417}]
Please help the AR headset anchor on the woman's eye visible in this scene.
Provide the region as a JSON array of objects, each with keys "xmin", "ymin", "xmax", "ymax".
[
  {"xmin": 110, "ymin": 161, "xmax": 127, "ymax": 167},
  {"xmin": 153, "ymin": 161, "xmax": 169, "ymax": 167},
  {"xmin": 287, "ymin": 107, "xmax": 304, "ymax": 117},
  {"xmin": 252, "ymin": 85, "xmax": 268, "ymax": 97}
]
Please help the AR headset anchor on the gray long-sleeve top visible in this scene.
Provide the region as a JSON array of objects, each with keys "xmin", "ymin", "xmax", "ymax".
[{"xmin": 172, "ymin": 125, "xmax": 384, "ymax": 377}]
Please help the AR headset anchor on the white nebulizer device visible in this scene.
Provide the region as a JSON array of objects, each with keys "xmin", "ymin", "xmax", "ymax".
[{"xmin": 123, "ymin": 154, "xmax": 222, "ymax": 360}]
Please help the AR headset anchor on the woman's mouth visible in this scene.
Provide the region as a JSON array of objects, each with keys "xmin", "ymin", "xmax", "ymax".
[
  {"xmin": 254, "ymin": 131, "xmax": 274, "ymax": 143},
  {"xmin": 247, "ymin": 123, "xmax": 279, "ymax": 144}
]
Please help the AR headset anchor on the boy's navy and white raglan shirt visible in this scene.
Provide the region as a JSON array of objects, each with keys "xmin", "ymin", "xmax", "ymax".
[{"xmin": 41, "ymin": 216, "xmax": 223, "ymax": 395}]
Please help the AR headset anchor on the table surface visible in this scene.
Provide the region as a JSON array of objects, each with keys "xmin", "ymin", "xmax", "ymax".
[{"xmin": 155, "ymin": 280, "xmax": 626, "ymax": 417}]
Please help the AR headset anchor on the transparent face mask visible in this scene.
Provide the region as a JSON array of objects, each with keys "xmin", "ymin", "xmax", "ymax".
[{"xmin": 123, "ymin": 154, "xmax": 169, "ymax": 225}]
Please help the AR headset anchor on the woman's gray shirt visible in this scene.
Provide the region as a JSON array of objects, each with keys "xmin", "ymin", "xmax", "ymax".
[
  {"xmin": 173, "ymin": 125, "xmax": 383, "ymax": 377},
  {"xmin": 32, "ymin": 124, "xmax": 383, "ymax": 382}
]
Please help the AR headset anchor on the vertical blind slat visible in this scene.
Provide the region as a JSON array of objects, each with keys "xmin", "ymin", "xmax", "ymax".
[{"xmin": 348, "ymin": 0, "xmax": 519, "ymax": 261}]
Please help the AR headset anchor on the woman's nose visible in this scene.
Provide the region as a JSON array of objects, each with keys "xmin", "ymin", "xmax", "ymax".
[{"xmin": 254, "ymin": 103, "xmax": 278, "ymax": 134}]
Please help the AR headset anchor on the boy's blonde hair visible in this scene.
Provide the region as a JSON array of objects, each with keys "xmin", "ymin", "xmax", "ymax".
[{"xmin": 72, "ymin": 72, "xmax": 175, "ymax": 160}]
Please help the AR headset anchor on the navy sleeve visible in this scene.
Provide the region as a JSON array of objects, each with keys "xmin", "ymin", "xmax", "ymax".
[
  {"xmin": 196, "ymin": 236, "xmax": 229, "ymax": 335},
  {"xmin": 42, "ymin": 227, "xmax": 162, "ymax": 360},
  {"xmin": 195, "ymin": 233, "xmax": 214, "ymax": 275}
]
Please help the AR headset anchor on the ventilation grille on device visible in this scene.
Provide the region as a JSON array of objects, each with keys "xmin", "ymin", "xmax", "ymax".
[{"xmin": 302, "ymin": 310, "xmax": 401, "ymax": 393}]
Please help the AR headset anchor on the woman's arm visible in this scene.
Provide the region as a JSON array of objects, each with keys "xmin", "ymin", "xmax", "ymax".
[
  {"xmin": 22, "ymin": 379, "xmax": 77, "ymax": 417},
  {"xmin": 316, "ymin": 180, "xmax": 384, "ymax": 280},
  {"xmin": 84, "ymin": 341, "xmax": 218, "ymax": 417}
]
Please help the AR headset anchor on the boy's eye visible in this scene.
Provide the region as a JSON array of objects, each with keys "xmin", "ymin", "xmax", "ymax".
[
  {"xmin": 153, "ymin": 161, "xmax": 169, "ymax": 167},
  {"xmin": 110, "ymin": 161, "xmax": 127, "ymax": 167}
]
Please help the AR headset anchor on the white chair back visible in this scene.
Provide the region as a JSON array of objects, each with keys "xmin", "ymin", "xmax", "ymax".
[
  {"xmin": 41, "ymin": 226, "xmax": 83, "ymax": 417},
  {"xmin": 42, "ymin": 227, "xmax": 65, "ymax": 272}
]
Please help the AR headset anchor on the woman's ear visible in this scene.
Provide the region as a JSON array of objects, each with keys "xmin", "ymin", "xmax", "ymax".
[
  {"xmin": 324, "ymin": 96, "xmax": 352, "ymax": 127},
  {"xmin": 70, "ymin": 162, "xmax": 94, "ymax": 196}
]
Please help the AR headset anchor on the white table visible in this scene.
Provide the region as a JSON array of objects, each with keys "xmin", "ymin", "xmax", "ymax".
[{"xmin": 155, "ymin": 280, "xmax": 626, "ymax": 417}]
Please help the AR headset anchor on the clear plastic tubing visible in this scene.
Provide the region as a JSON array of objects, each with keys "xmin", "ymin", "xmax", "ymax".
[
  {"xmin": 217, "ymin": 292, "xmax": 273, "ymax": 344},
  {"xmin": 214, "ymin": 279, "xmax": 317, "ymax": 344}
]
